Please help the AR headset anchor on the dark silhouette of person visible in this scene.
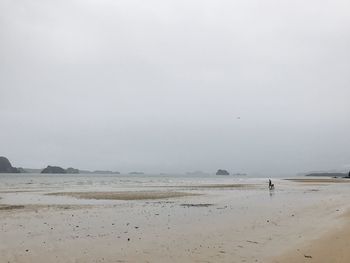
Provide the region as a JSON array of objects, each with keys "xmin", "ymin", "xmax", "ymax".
[{"xmin": 269, "ymin": 179, "xmax": 272, "ymax": 188}]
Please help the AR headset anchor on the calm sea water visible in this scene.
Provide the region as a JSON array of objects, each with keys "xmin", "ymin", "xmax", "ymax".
[{"xmin": 0, "ymin": 173, "xmax": 272, "ymax": 192}]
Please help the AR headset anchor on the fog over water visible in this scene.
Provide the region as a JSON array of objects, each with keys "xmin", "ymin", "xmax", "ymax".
[{"xmin": 1, "ymin": 0, "xmax": 350, "ymax": 175}]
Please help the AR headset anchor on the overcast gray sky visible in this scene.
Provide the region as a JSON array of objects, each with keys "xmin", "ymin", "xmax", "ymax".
[{"xmin": 1, "ymin": 0, "xmax": 350, "ymax": 175}]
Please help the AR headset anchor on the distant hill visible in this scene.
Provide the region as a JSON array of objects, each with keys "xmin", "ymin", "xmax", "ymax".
[
  {"xmin": 41, "ymin": 166, "xmax": 67, "ymax": 174},
  {"xmin": 0, "ymin": 156, "xmax": 20, "ymax": 173},
  {"xmin": 0, "ymin": 158, "xmax": 123, "ymax": 175}
]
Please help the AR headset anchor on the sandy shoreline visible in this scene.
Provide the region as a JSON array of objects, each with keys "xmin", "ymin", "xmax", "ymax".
[
  {"xmin": 1, "ymin": 177, "xmax": 350, "ymax": 262},
  {"xmin": 272, "ymin": 211, "xmax": 350, "ymax": 263}
]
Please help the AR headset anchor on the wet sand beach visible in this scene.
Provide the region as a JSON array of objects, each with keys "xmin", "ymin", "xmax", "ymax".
[
  {"xmin": 272, "ymin": 212, "xmax": 350, "ymax": 263},
  {"xmin": 1, "ymin": 175, "xmax": 350, "ymax": 262}
]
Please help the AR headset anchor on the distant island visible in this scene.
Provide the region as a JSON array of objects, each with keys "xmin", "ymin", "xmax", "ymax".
[
  {"xmin": 91, "ymin": 170, "xmax": 120, "ymax": 174},
  {"xmin": 0, "ymin": 156, "xmax": 20, "ymax": 173},
  {"xmin": 41, "ymin": 166, "xmax": 81, "ymax": 174},
  {"xmin": 10, "ymin": 165, "xmax": 121, "ymax": 174},
  {"xmin": 66, "ymin": 167, "xmax": 79, "ymax": 174},
  {"xmin": 0, "ymin": 156, "xmax": 123, "ymax": 174},
  {"xmin": 305, "ymin": 172, "xmax": 349, "ymax": 178},
  {"xmin": 41, "ymin": 166, "xmax": 67, "ymax": 174},
  {"xmin": 129, "ymin": 172, "xmax": 144, "ymax": 175},
  {"xmin": 216, "ymin": 169, "xmax": 230, "ymax": 175},
  {"xmin": 40, "ymin": 167, "xmax": 122, "ymax": 174}
]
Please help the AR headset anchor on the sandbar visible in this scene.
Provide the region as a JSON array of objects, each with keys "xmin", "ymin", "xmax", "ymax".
[
  {"xmin": 285, "ymin": 178, "xmax": 350, "ymax": 184},
  {"xmin": 47, "ymin": 191, "xmax": 198, "ymax": 200}
]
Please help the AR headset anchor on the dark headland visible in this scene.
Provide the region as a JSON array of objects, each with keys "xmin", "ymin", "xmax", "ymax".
[{"xmin": 0, "ymin": 156, "xmax": 20, "ymax": 173}]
